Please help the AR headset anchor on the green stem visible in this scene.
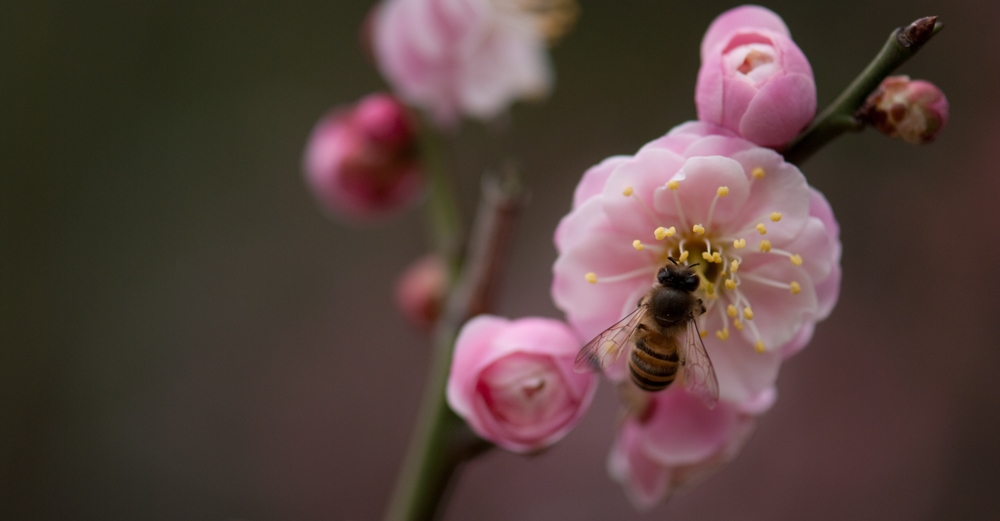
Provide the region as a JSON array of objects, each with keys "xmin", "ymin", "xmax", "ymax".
[
  {"xmin": 783, "ymin": 16, "xmax": 943, "ymax": 165},
  {"xmin": 385, "ymin": 173, "xmax": 526, "ymax": 521},
  {"xmin": 420, "ymin": 126, "xmax": 463, "ymax": 278}
]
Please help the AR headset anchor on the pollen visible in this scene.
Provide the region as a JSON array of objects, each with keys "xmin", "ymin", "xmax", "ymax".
[
  {"xmin": 725, "ymin": 279, "xmax": 737, "ymax": 290},
  {"xmin": 713, "ymin": 252, "xmax": 722, "ymax": 263},
  {"xmin": 789, "ymin": 254, "xmax": 803, "ymax": 266},
  {"xmin": 693, "ymin": 224, "xmax": 705, "ymax": 235},
  {"xmin": 654, "ymin": 226, "xmax": 675, "ymax": 240},
  {"xmin": 716, "ymin": 329, "xmax": 730, "ymax": 340},
  {"xmin": 622, "ymin": 186, "xmax": 634, "ymax": 197},
  {"xmin": 770, "ymin": 212, "xmax": 783, "ymax": 222},
  {"xmin": 717, "ymin": 186, "xmax": 730, "ymax": 197},
  {"xmin": 752, "ymin": 167, "xmax": 766, "ymax": 179},
  {"xmin": 743, "ymin": 307, "xmax": 754, "ymax": 320},
  {"xmin": 667, "ymin": 180, "xmax": 680, "ymax": 190},
  {"xmin": 705, "ymin": 282, "xmax": 716, "ymax": 296},
  {"xmin": 727, "ymin": 304, "xmax": 738, "ymax": 318},
  {"xmin": 678, "ymin": 250, "xmax": 690, "ymax": 263},
  {"xmin": 754, "ymin": 340, "xmax": 766, "ymax": 353},
  {"xmin": 585, "ymin": 272, "xmax": 598, "ymax": 284},
  {"xmin": 733, "ymin": 238, "xmax": 747, "ymax": 249},
  {"xmin": 699, "ymin": 330, "xmax": 709, "ymax": 339},
  {"xmin": 756, "ymin": 223, "xmax": 767, "ymax": 235},
  {"xmin": 702, "ymin": 252, "xmax": 713, "ymax": 262},
  {"xmin": 730, "ymin": 259, "xmax": 740, "ymax": 272},
  {"xmin": 759, "ymin": 240, "xmax": 772, "ymax": 252},
  {"xmin": 790, "ymin": 281, "xmax": 801, "ymax": 294},
  {"xmin": 733, "ymin": 319, "xmax": 744, "ymax": 331},
  {"xmin": 632, "ymin": 239, "xmax": 645, "ymax": 251}
]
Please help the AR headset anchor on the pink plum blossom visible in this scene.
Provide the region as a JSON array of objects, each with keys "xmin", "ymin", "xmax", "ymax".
[
  {"xmin": 695, "ymin": 5, "xmax": 816, "ymax": 147},
  {"xmin": 303, "ymin": 93, "xmax": 423, "ymax": 220},
  {"xmin": 372, "ymin": 0, "xmax": 553, "ymax": 126},
  {"xmin": 552, "ymin": 121, "xmax": 841, "ymax": 404},
  {"xmin": 447, "ymin": 315, "xmax": 597, "ymax": 453},
  {"xmin": 395, "ymin": 254, "xmax": 448, "ymax": 330},
  {"xmin": 862, "ymin": 75, "xmax": 949, "ymax": 144},
  {"xmin": 608, "ymin": 386, "xmax": 776, "ymax": 509}
]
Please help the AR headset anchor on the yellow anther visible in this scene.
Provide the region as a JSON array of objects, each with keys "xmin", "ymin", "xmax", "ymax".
[
  {"xmin": 678, "ymin": 250, "xmax": 689, "ymax": 263},
  {"xmin": 752, "ymin": 167, "xmax": 766, "ymax": 179},
  {"xmin": 733, "ymin": 238, "xmax": 746, "ymax": 249},
  {"xmin": 717, "ymin": 186, "xmax": 730, "ymax": 197},
  {"xmin": 725, "ymin": 279, "xmax": 737, "ymax": 291},
  {"xmin": 702, "ymin": 252, "xmax": 714, "ymax": 262},
  {"xmin": 712, "ymin": 252, "xmax": 722, "ymax": 263},
  {"xmin": 716, "ymin": 329, "xmax": 730, "ymax": 341},
  {"xmin": 632, "ymin": 239, "xmax": 645, "ymax": 251},
  {"xmin": 727, "ymin": 304, "xmax": 738, "ymax": 318},
  {"xmin": 692, "ymin": 224, "xmax": 705, "ymax": 235},
  {"xmin": 770, "ymin": 212, "xmax": 782, "ymax": 222},
  {"xmin": 733, "ymin": 319, "xmax": 744, "ymax": 331},
  {"xmin": 730, "ymin": 259, "xmax": 740, "ymax": 272},
  {"xmin": 705, "ymin": 282, "xmax": 715, "ymax": 295},
  {"xmin": 759, "ymin": 240, "xmax": 772, "ymax": 252},
  {"xmin": 743, "ymin": 307, "xmax": 754, "ymax": 320},
  {"xmin": 754, "ymin": 340, "xmax": 766, "ymax": 353},
  {"xmin": 790, "ymin": 281, "xmax": 801, "ymax": 294},
  {"xmin": 667, "ymin": 180, "xmax": 680, "ymax": 190},
  {"xmin": 756, "ymin": 223, "xmax": 767, "ymax": 235},
  {"xmin": 585, "ymin": 272, "xmax": 598, "ymax": 284},
  {"xmin": 699, "ymin": 330, "xmax": 708, "ymax": 339},
  {"xmin": 622, "ymin": 186, "xmax": 634, "ymax": 197},
  {"xmin": 654, "ymin": 226, "xmax": 675, "ymax": 240},
  {"xmin": 789, "ymin": 254, "xmax": 803, "ymax": 266}
]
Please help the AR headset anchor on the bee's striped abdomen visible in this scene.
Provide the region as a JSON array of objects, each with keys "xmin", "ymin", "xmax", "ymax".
[{"xmin": 628, "ymin": 337, "xmax": 680, "ymax": 392}]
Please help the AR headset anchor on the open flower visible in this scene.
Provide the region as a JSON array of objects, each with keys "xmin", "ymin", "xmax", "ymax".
[
  {"xmin": 695, "ymin": 5, "xmax": 816, "ymax": 147},
  {"xmin": 609, "ymin": 386, "xmax": 775, "ymax": 508},
  {"xmin": 303, "ymin": 93, "xmax": 422, "ymax": 220},
  {"xmin": 371, "ymin": 0, "xmax": 555, "ymax": 126},
  {"xmin": 447, "ymin": 315, "xmax": 598, "ymax": 453},
  {"xmin": 552, "ymin": 122, "xmax": 841, "ymax": 403}
]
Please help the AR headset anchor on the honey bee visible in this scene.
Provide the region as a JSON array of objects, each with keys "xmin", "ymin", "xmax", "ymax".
[{"xmin": 574, "ymin": 258, "xmax": 720, "ymax": 408}]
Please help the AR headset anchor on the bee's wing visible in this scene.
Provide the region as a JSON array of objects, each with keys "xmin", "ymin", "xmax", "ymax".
[
  {"xmin": 681, "ymin": 318, "xmax": 720, "ymax": 409},
  {"xmin": 573, "ymin": 306, "xmax": 645, "ymax": 373}
]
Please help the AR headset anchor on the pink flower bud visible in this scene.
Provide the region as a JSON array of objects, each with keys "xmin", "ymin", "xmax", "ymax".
[
  {"xmin": 371, "ymin": 0, "xmax": 552, "ymax": 126},
  {"xmin": 862, "ymin": 76, "xmax": 949, "ymax": 144},
  {"xmin": 303, "ymin": 93, "xmax": 423, "ymax": 220},
  {"xmin": 695, "ymin": 5, "xmax": 816, "ymax": 147},
  {"xmin": 395, "ymin": 255, "xmax": 448, "ymax": 330},
  {"xmin": 447, "ymin": 315, "xmax": 598, "ymax": 453}
]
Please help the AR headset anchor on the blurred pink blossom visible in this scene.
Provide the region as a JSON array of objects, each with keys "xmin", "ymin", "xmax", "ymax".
[
  {"xmin": 695, "ymin": 5, "xmax": 816, "ymax": 147},
  {"xmin": 863, "ymin": 75, "xmax": 949, "ymax": 144},
  {"xmin": 395, "ymin": 254, "xmax": 448, "ymax": 330},
  {"xmin": 371, "ymin": 0, "xmax": 552, "ymax": 126},
  {"xmin": 609, "ymin": 386, "xmax": 775, "ymax": 509},
  {"xmin": 303, "ymin": 93, "xmax": 423, "ymax": 220},
  {"xmin": 447, "ymin": 315, "xmax": 597, "ymax": 453},
  {"xmin": 552, "ymin": 121, "xmax": 841, "ymax": 403}
]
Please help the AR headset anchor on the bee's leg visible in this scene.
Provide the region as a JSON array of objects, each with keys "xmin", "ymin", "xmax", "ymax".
[{"xmin": 696, "ymin": 298, "xmax": 706, "ymax": 315}]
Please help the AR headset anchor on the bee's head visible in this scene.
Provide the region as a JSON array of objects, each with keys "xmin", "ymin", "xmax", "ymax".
[{"xmin": 658, "ymin": 260, "xmax": 700, "ymax": 292}]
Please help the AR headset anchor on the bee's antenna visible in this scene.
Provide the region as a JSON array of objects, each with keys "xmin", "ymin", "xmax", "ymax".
[
  {"xmin": 667, "ymin": 256, "xmax": 678, "ymax": 265},
  {"xmin": 687, "ymin": 262, "xmax": 700, "ymax": 268}
]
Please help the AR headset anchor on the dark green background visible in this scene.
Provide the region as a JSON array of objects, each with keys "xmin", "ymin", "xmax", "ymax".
[{"xmin": 4, "ymin": 1, "xmax": 999, "ymax": 519}]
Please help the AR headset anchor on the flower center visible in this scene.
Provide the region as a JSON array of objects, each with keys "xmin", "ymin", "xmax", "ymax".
[{"xmin": 583, "ymin": 168, "xmax": 806, "ymax": 353}]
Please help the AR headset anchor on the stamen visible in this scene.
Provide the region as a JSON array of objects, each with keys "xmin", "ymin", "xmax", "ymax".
[
  {"xmin": 756, "ymin": 223, "xmax": 767, "ymax": 235},
  {"xmin": 678, "ymin": 250, "xmax": 689, "ymax": 263},
  {"xmin": 624, "ymin": 190, "xmax": 663, "ymax": 230},
  {"xmin": 668, "ymin": 180, "xmax": 689, "ymax": 229},
  {"xmin": 716, "ymin": 329, "xmax": 730, "ymax": 340},
  {"xmin": 733, "ymin": 318, "xmax": 744, "ymax": 330},
  {"xmin": 730, "ymin": 259, "xmax": 740, "ymax": 273},
  {"xmin": 717, "ymin": 186, "xmax": 730, "ymax": 197},
  {"xmin": 789, "ymin": 281, "xmax": 801, "ymax": 294},
  {"xmin": 585, "ymin": 272, "xmax": 597, "ymax": 284},
  {"xmin": 759, "ymin": 240, "xmax": 772, "ymax": 252},
  {"xmin": 706, "ymin": 186, "xmax": 729, "ymax": 228},
  {"xmin": 725, "ymin": 279, "xmax": 737, "ymax": 290},
  {"xmin": 632, "ymin": 239, "xmax": 645, "ymax": 251},
  {"xmin": 727, "ymin": 304, "xmax": 738, "ymax": 318},
  {"xmin": 584, "ymin": 266, "xmax": 656, "ymax": 284},
  {"xmin": 770, "ymin": 212, "xmax": 782, "ymax": 222},
  {"xmin": 789, "ymin": 254, "xmax": 803, "ymax": 266},
  {"xmin": 622, "ymin": 186, "xmax": 634, "ymax": 196},
  {"xmin": 752, "ymin": 167, "xmax": 766, "ymax": 179},
  {"xmin": 739, "ymin": 272, "xmax": 801, "ymax": 294},
  {"xmin": 704, "ymin": 281, "xmax": 716, "ymax": 296},
  {"xmin": 654, "ymin": 226, "xmax": 676, "ymax": 240},
  {"xmin": 692, "ymin": 224, "xmax": 705, "ymax": 235},
  {"xmin": 699, "ymin": 330, "xmax": 708, "ymax": 339},
  {"xmin": 733, "ymin": 238, "xmax": 747, "ymax": 249},
  {"xmin": 743, "ymin": 306, "xmax": 754, "ymax": 320},
  {"xmin": 667, "ymin": 180, "xmax": 680, "ymax": 190},
  {"xmin": 754, "ymin": 340, "xmax": 766, "ymax": 353}
]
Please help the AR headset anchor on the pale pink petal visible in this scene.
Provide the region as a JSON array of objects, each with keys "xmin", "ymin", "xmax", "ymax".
[
  {"xmin": 600, "ymin": 148, "xmax": 686, "ymax": 240},
  {"xmin": 700, "ymin": 5, "xmax": 790, "ymax": 60},
  {"xmin": 651, "ymin": 156, "xmax": 751, "ymax": 230},
  {"xmin": 447, "ymin": 314, "xmax": 512, "ymax": 418},
  {"xmin": 739, "ymin": 73, "xmax": 816, "ymax": 147},
  {"xmin": 572, "ymin": 155, "xmax": 630, "ymax": 209},
  {"xmin": 608, "ymin": 421, "xmax": 671, "ymax": 510},
  {"xmin": 640, "ymin": 389, "xmax": 738, "ymax": 466}
]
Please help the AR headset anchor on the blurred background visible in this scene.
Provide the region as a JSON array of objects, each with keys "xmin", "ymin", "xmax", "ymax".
[{"xmin": 4, "ymin": 0, "xmax": 1000, "ymax": 519}]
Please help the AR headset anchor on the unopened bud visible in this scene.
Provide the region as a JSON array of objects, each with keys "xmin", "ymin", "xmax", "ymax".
[
  {"xmin": 862, "ymin": 76, "xmax": 949, "ymax": 144},
  {"xmin": 395, "ymin": 255, "xmax": 448, "ymax": 330},
  {"xmin": 303, "ymin": 93, "xmax": 423, "ymax": 220}
]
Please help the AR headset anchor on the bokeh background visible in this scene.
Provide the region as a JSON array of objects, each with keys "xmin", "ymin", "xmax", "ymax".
[{"xmin": 4, "ymin": 1, "xmax": 1000, "ymax": 519}]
